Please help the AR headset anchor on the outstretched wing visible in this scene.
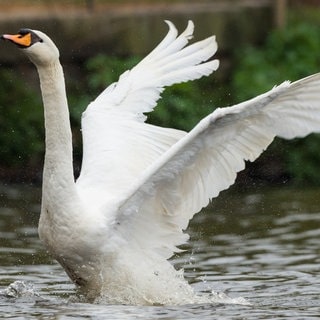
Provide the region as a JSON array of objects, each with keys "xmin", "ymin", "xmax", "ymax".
[
  {"xmin": 76, "ymin": 21, "xmax": 219, "ymax": 200},
  {"xmin": 112, "ymin": 73, "xmax": 320, "ymax": 259}
]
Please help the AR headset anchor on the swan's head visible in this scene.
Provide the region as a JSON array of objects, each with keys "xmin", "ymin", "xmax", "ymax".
[{"xmin": 1, "ymin": 29, "xmax": 59, "ymax": 66}]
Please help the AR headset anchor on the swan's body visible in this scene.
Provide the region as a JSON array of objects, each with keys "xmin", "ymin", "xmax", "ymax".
[{"xmin": 2, "ymin": 21, "xmax": 320, "ymax": 305}]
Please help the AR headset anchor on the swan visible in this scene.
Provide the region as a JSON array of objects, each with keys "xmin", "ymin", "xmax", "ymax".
[{"xmin": 2, "ymin": 21, "xmax": 320, "ymax": 305}]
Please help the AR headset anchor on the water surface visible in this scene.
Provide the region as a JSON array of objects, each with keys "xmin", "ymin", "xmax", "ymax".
[{"xmin": 0, "ymin": 184, "xmax": 319, "ymax": 319}]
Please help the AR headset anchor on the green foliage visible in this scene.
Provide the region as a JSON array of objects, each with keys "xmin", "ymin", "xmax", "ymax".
[
  {"xmin": 86, "ymin": 54, "xmax": 141, "ymax": 94},
  {"xmin": 232, "ymin": 20, "xmax": 320, "ymax": 185},
  {"xmin": 233, "ymin": 23, "xmax": 320, "ymax": 101},
  {"xmin": 0, "ymin": 69, "xmax": 43, "ymax": 168}
]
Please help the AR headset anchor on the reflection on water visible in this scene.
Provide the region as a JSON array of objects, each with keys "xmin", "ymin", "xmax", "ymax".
[{"xmin": 0, "ymin": 184, "xmax": 319, "ymax": 319}]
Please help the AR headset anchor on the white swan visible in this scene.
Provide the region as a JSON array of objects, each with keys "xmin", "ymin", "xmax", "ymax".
[{"xmin": 2, "ymin": 21, "xmax": 320, "ymax": 305}]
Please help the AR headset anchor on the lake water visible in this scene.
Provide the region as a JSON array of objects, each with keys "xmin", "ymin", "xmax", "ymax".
[{"xmin": 0, "ymin": 183, "xmax": 319, "ymax": 319}]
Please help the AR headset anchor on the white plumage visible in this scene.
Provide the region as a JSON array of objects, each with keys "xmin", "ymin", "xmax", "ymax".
[{"xmin": 2, "ymin": 21, "xmax": 320, "ymax": 305}]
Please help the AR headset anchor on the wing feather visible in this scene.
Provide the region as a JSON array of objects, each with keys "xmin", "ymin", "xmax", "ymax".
[
  {"xmin": 142, "ymin": 20, "xmax": 194, "ymax": 62},
  {"xmin": 84, "ymin": 20, "xmax": 218, "ymax": 118},
  {"xmin": 77, "ymin": 21, "xmax": 219, "ymax": 202},
  {"xmin": 113, "ymin": 73, "xmax": 320, "ymax": 258}
]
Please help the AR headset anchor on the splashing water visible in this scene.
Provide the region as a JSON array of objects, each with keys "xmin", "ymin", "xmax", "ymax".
[
  {"xmin": 0, "ymin": 281, "xmax": 40, "ymax": 299},
  {"xmin": 1, "ymin": 278, "xmax": 250, "ymax": 307}
]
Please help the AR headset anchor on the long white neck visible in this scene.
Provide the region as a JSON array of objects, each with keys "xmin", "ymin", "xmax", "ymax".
[{"xmin": 36, "ymin": 60, "xmax": 75, "ymax": 192}]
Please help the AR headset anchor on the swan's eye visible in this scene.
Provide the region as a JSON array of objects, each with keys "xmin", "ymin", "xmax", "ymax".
[{"xmin": 31, "ymin": 32, "xmax": 43, "ymax": 44}]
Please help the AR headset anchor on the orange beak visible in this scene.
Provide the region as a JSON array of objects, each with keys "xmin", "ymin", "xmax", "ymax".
[{"xmin": 1, "ymin": 32, "xmax": 32, "ymax": 47}]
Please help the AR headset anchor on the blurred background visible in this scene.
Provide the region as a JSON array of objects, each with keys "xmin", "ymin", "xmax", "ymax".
[{"xmin": 0, "ymin": 0, "xmax": 320, "ymax": 188}]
